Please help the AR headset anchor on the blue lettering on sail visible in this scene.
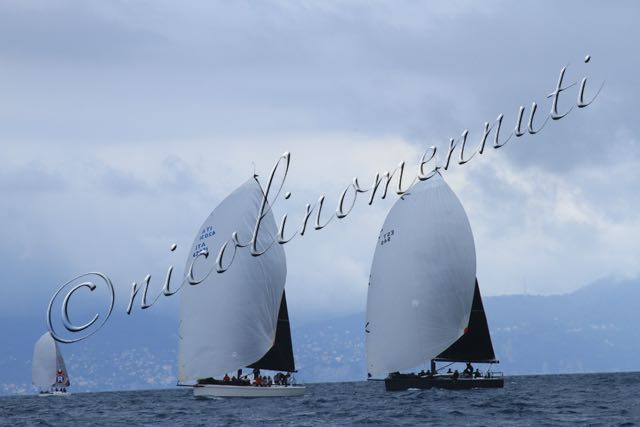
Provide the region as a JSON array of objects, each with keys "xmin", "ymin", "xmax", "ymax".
[
  {"xmin": 199, "ymin": 225, "xmax": 216, "ymax": 240},
  {"xmin": 193, "ymin": 242, "xmax": 209, "ymax": 258}
]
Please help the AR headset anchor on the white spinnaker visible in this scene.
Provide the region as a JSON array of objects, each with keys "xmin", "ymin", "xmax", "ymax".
[
  {"xmin": 366, "ymin": 174, "xmax": 476, "ymax": 376},
  {"xmin": 32, "ymin": 332, "xmax": 58, "ymax": 389},
  {"xmin": 178, "ymin": 177, "xmax": 286, "ymax": 382}
]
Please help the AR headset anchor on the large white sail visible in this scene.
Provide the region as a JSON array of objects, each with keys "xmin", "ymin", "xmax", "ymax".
[
  {"xmin": 366, "ymin": 174, "xmax": 476, "ymax": 376},
  {"xmin": 178, "ymin": 177, "xmax": 286, "ymax": 382},
  {"xmin": 32, "ymin": 332, "xmax": 64, "ymax": 389}
]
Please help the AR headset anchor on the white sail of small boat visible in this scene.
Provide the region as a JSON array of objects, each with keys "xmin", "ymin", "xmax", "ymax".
[
  {"xmin": 178, "ymin": 176, "xmax": 304, "ymax": 398},
  {"xmin": 366, "ymin": 173, "xmax": 503, "ymax": 390},
  {"xmin": 32, "ymin": 332, "xmax": 71, "ymax": 396}
]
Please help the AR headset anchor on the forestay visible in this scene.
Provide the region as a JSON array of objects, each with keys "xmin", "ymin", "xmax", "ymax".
[
  {"xmin": 178, "ymin": 177, "xmax": 286, "ymax": 382},
  {"xmin": 366, "ymin": 174, "xmax": 476, "ymax": 376}
]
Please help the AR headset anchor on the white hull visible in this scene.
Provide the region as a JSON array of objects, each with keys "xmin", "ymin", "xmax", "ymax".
[
  {"xmin": 193, "ymin": 384, "xmax": 305, "ymax": 398},
  {"xmin": 38, "ymin": 391, "xmax": 70, "ymax": 397}
]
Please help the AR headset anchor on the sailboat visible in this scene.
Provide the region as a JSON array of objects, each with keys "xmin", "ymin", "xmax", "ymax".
[
  {"xmin": 32, "ymin": 332, "xmax": 71, "ymax": 396},
  {"xmin": 178, "ymin": 177, "xmax": 304, "ymax": 398},
  {"xmin": 366, "ymin": 173, "xmax": 503, "ymax": 391}
]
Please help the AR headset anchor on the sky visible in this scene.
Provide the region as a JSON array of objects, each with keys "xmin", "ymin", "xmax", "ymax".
[{"xmin": 1, "ymin": 0, "xmax": 639, "ymax": 331}]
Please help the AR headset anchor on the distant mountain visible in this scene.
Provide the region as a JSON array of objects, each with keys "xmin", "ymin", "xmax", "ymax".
[
  {"xmin": 2, "ymin": 278, "xmax": 638, "ymax": 395},
  {"xmin": 293, "ymin": 312, "xmax": 365, "ymax": 383},
  {"xmin": 486, "ymin": 277, "xmax": 640, "ymax": 375}
]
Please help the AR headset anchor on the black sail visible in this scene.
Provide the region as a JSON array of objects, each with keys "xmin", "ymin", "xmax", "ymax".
[
  {"xmin": 435, "ymin": 280, "xmax": 497, "ymax": 363},
  {"xmin": 248, "ymin": 291, "xmax": 296, "ymax": 372}
]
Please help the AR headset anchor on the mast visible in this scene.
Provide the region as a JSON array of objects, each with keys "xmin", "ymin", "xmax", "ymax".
[{"xmin": 434, "ymin": 279, "xmax": 498, "ymax": 363}]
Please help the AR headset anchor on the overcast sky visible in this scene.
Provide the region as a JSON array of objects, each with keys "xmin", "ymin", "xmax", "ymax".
[{"xmin": 1, "ymin": 0, "xmax": 638, "ymax": 328}]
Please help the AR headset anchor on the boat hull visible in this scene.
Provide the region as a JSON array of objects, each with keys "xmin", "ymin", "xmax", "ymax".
[
  {"xmin": 384, "ymin": 376, "xmax": 504, "ymax": 391},
  {"xmin": 193, "ymin": 384, "xmax": 305, "ymax": 398},
  {"xmin": 38, "ymin": 391, "xmax": 71, "ymax": 397}
]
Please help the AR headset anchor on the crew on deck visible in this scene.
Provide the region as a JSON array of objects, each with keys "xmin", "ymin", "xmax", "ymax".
[
  {"xmin": 204, "ymin": 370, "xmax": 291, "ymax": 387},
  {"xmin": 418, "ymin": 369, "xmax": 434, "ymax": 378},
  {"xmin": 463, "ymin": 362, "xmax": 474, "ymax": 377},
  {"xmin": 274, "ymin": 372, "xmax": 290, "ymax": 386}
]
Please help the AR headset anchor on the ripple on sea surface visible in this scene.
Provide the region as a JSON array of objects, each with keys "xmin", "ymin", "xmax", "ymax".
[{"xmin": 1, "ymin": 372, "xmax": 639, "ymax": 426}]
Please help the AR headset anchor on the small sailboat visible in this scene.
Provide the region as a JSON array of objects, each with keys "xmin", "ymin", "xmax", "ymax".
[
  {"xmin": 178, "ymin": 177, "xmax": 304, "ymax": 398},
  {"xmin": 366, "ymin": 173, "xmax": 503, "ymax": 391},
  {"xmin": 32, "ymin": 332, "xmax": 71, "ymax": 396}
]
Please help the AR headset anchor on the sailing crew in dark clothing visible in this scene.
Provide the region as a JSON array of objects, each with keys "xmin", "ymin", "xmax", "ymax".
[
  {"xmin": 474, "ymin": 368, "xmax": 481, "ymax": 378},
  {"xmin": 453, "ymin": 370, "xmax": 459, "ymax": 380},
  {"xmin": 252, "ymin": 368, "xmax": 260, "ymax": 381},
  {"xmin": 464, "ymin": 362, "xmax": 473, "ymax": 377}
]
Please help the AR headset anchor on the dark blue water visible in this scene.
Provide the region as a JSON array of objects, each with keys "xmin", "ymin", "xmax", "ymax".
[{"xmin": 2, "ymin": 373, "xmax": 639, "ymax": 426}]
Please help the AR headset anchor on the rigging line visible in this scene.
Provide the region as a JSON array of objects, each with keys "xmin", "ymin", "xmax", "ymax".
[{"xmin": 435, "ymin": 361, "xmax": 455, "ymax": 373}]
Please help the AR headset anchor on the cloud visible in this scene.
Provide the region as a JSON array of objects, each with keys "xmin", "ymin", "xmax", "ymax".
[
  {"xmin": 457, "ymin": 151, "xmax": 640, "ymax": 295},
  {"xmin": 0, "ymin": 1, "xmax": 164, "ymax": 64},
  {"xmin": 1, "ymin": 0, "xmax": 639, "ymax": 324},
  {"xmin": 0, "ymin": 161, "xmax": 66, "ymax": 193}
]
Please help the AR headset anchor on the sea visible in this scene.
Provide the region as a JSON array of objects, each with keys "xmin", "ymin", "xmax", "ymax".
[{"xmin": 1, "ymin": 372, "xmax": 638, "ymax": 426}]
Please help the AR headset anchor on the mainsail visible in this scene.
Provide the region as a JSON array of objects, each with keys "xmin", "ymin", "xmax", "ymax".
[
  {"xmin": 435, "ymin": 280, "xmax": 497, "ymax": 363},
  {"xmin": 366, "ymin": 173, "xmax": 477, "ymax": 376},
  {"xmin": 248, "ymin": 290, "xmax": 296, "ymax": 372},
  {"xmin": 178, "ymin": 177, "xmax": 288, "ymax": 382},
  {"xmin": 32, "ymin": 332, "xmax": 69, "ymax": 389}
]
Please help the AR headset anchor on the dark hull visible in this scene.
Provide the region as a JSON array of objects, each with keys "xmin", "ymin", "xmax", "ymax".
[{"xmin": 385, "ymin": 376, "xmax": 504, "ymax": 391}]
